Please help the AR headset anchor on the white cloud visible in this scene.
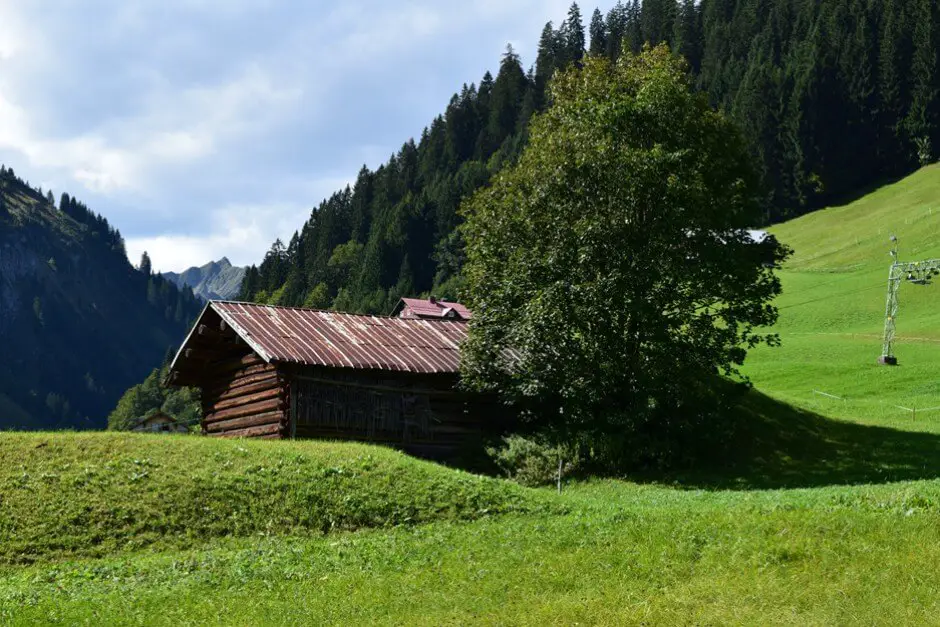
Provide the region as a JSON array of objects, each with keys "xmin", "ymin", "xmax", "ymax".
[
  {"xmin": 0, "ymin": 0, "xmax": 602, "ymax": 270},
  {"xmin": 0, "ymin": 63, "xmax": 302, "ymax": 193},
  {"xmin": 127, "ymin": 173, "xmax": 351, "ymax": 272},
  {"xmin": 127, "ymin": 203, "xmax": 306, "ymax": 272}
]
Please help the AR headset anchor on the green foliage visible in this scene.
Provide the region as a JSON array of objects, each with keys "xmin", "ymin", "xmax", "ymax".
[
  {"xmin": 302, "ymin": 282, "xmax": 331, "ymax": 309},
  {"xmin": 31, "ymin": 297, "xmax": 42, "ymax": 326},
  {"xmin": 138, "ymin": 251, "xmax": 152, "ymax": 276},
  {"xmin": 0, "ymin": 433, "xmax": 554, "ymax": 565},
  {"xmin": 107, "ymin": 365, "xmax": 199, "ymax": 432},
  {"xmin": 588, "ymin": 8, "xmax": 607, "ymax": 56},
  {"xmin": 239, "ymin": 0, "xmax": 940, "ymax": 322},
  {"xmin": 486, "ymin": 435, "xmax": 580, "ymax": 487},
  {"xmin": 461, "ymin": 47, "xmax": 788, "ymax": 459},
  {"xmin": 0, "ymin": 168, "xmax": 200, "ymax": 430},
  {"xmin": 916, "ymin": 136, "xmax": 934, "ymax": 167}
]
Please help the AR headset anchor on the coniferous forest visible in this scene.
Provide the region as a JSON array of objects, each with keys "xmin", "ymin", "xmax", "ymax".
[
  {"xmin": 238, "ymin": 0, "xmax": 938, "ymax": 315},
  {"xmin": 0, "ymin": 167, "xmax": 202, "ymax": 429}
]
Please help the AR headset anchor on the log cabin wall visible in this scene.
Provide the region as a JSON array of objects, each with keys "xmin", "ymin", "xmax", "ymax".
[
  {"xmin": 199, "ymin": 351, "xmax": 288, "ymax": 440},
  {"xmin": 284, "ymin": 365, "xmax": 481, "ymax": 459}
]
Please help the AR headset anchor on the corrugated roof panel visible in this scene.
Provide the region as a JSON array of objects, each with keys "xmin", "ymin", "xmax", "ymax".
[{"xmin": 210, "ymin": 301, "xmax": 472, "ymax": 374}]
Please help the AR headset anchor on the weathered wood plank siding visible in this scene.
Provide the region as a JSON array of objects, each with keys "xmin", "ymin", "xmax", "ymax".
[
  {"xmin": 286, "ymin": 366, "xmax": 481, "ymax": 459},
  {"xmin": 199, "ymin": 352, "xmax": 287, "ymax": 439}
]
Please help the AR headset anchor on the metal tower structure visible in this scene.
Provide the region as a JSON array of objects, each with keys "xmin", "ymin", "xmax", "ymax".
[{"xmin": 879, "ymin": 236, "xmax": 940, "ymax": 365}]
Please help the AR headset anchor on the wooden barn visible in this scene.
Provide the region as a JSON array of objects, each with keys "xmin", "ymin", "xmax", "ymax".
[
  {"xmin": 167, "ymin": 301, "xmax": 504, "ymax": 459},
  {"xmin": 132, "ymin": 411, "xmax": 189, "ymax": 434}
]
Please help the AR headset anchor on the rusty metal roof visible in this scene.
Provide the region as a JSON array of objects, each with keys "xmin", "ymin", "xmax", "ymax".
[
  {"xmin": 207, "ymin": 301, "xmax": 468, "ymax": 374},
  {"xmin": 397, "ymin": 297, "xmax": 473, "ymax": 320}
]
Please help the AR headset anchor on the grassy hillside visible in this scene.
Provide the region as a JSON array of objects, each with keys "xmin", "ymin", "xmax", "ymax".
[
  {"xmin": 7, "ymin": 170, "xmax": 940, "ymax": 624},
  {"xmin": 4, "ymin": 471, "xmax": 940, "ymax": 624},
  {"xmin": 745, "ymin": 164, "xmax": 940, "ymax": 430},
  {"xmin": 0, "ymin": 433, "xmax": 554, "ymax": 565}
]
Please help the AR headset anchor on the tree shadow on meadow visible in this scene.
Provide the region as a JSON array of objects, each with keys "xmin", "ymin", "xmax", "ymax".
[{"xmin": 646, "ymin": 389, "xmax": 940, "ymax": 490}]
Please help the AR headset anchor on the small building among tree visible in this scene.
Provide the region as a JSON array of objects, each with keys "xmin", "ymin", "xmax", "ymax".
[
  {"xmin": 132, "ymin": 411, "xmax": 189, "ymax": 434},
  {"xmin": 167, "ymin": 301, "xmax": 507, "ymax": 459},
  {"xmin": 392, "ymin": 297, "xmax": 472, "ymax": 321}
]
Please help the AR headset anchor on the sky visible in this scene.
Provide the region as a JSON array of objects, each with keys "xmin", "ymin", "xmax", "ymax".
[{"xmin": 0, "ymin": 0, "xmax": 600, "ymax": 272}]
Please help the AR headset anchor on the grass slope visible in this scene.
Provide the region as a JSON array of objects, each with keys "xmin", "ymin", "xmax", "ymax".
[
  {"xmin": 8, "ymin": 170, "xmax": 940, "ymax": 624},
  {"xmin": 0, "ymin": 433, "xmax": 554, "ymax": 565},
  {"xmin": 745, "ymin": 164, "xmax": 940, "ymax": 429},
  {"xmin": 5, "ymin": 479, "xmax": 940, "ymax": 625}
]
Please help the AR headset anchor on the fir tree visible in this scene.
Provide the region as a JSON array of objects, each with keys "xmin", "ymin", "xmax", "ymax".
[
  {"xmin": 482, "ymin": 45, "xmax": 528, "ymax": 155},
  {"xmin": 605, "ymin": 2, "xmax": 628, "ymax": 59},
  {"xmin": 560, "ymin": 3, "xmax": 585, "ymax": 66},
  {"xmin": 139, "ymin": 252, "xmax": 152, "ymax": 276},
  {"xmin": 589, "ymin": 8, "xmax": 608, "ymax": 56},
  {"xmin": 878, "ymin": 0, "xmax": 907, "ymax": 171},
  {"xmin": 904, "ymin": 0, "xmax": 937, "ymax": 160},
  {"xmin": 673, "ymin": 0, "xmax": 703, "ymax": 72},
  {"xmin": 535, "ymin": 21, "xmax": 559, "ymax": 106},
  {"xmin": 641, "ymin": 0, "xmax": 677, "ymax": 47}
]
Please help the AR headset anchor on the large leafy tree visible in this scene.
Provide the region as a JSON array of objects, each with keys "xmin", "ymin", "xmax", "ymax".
[{"xmin": 460, "ymin": 46, "xmax": 789, "ymax": 452}]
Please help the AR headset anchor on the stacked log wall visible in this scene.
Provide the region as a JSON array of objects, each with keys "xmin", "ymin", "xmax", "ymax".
[
  {"xmin": 288, "ymin": 366, "xmax": 484, "ymax": 459},
  {"xmin": 200, "ymin": 352, "xmax": 288, "ymax": 439}
]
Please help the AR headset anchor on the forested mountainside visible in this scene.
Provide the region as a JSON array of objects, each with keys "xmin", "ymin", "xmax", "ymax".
[
  {"xmin": 163, "ymin": 257, "xmax": 245, "ymax": 301},
  {"xmin": 0, "ymin": 167, "xmax": 202, "ymax": 430},
  {"xmin": 240, "ymin": 0, "xmax": 940, "ymax": 316}
]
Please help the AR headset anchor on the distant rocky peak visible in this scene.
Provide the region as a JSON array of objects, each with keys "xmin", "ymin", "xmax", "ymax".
[{"xmin": 162, "ymin": 257, "xmax": 246, "ymax": 302}]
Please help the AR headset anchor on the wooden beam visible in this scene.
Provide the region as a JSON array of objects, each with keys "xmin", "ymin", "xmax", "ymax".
[
  {"xmin": 206, "ymin": 371, "xmax": 277, "ymax": 392},
  {"xmin": 203, "ymin": 397, "xmax": 284, "ymax": 423},
  {"xmin": 197, "ymin": 324, "xmax": 222, "ymax": 340},
  {"xmin": 211, "ymin": 353, "xmax": 266, "ymax": 374},
  {"xmin": 184, "ymin": 346, "xmax": 242, "ymax": 362},
  {"xmin": 204, "ymin": 411, "xmax": 283, "ymax": 433},
  {"xmin": 205, "ymin": 376, "xmax": 281, "ymax": 403},
  {"xmin": 206, "ymin": 422, "xmax": 281, "ymax": 438},
  {"xmin": 209, "ymin": 387, "xmax": 281, "ymax": 413}
]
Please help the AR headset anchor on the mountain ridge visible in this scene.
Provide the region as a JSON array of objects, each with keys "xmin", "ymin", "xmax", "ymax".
[
  {"xmin": 0, "ymin": 167, "xmax": 202, "ymax": 429},
  {"xmin": 163, "ymin": 257, "xmax": 245, "ymax": 301}
]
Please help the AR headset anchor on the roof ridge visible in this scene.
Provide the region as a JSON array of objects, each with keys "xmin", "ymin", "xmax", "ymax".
[{"xmin": 209, "ymin": 300, "xmax": 470, "ymax": 324}]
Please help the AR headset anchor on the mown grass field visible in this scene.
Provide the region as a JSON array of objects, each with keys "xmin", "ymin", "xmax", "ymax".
[
  {"xmin": 745, "ymin": 164, "xmax": 940, "ymax": 430},
  {"xmin": 4, "ymin": 458, "xmax": 940, "ymax": 625},
  {"xmin": 5, "ymin": 168, "xmax": 940, "ymax": 625}
]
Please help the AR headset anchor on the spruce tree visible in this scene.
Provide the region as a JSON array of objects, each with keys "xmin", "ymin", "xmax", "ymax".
[
  {"xmin": 641, "ymin": 0, "xmax": 677, "ymax": 48},
  {"xmin": 904, "ymin": 0, "xmax": 937, "ymax": 161},
  {"xmin": 483, "ymin": 45, "xmax": 527, "ymax": 155},
  {"xmin": 536, "ymin": 22, "xmax": 558, "ymax": 80},
  {"xmin": 624, "ymin": 0, "xmax": 643, "ymax": 54},
  {"xmin": 878, "ymin": 0, "xmax": 907, "ymax": 171},
  {"xmin": 139, "ymin": 252, "xmax": 152, "ymax": 276},
  {"xmin": 605, "ymin": 2, "xmax": 627, "ymax": 60},
  {"xmin": 673, "ymin": 0, "xmax": 703, "ymax": 72},
  {"xmin": 589, "ymin": 8, "xmax": 608, "ymax": 57},
  {"xmin": 561, "ymin": 3, "xmax": 586, "ymax": 66}
]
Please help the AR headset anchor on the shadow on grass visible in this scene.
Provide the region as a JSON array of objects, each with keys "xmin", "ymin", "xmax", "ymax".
[{"xmin": 648, "ymin": 389, "xmax": 940, "ymax": 490}]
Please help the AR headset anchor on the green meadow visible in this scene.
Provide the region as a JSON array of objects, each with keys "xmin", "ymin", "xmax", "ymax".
[
  {"xmin": 746, "ymin": 164, "xmax": 940, "ymax": 431},
  {"xmin": 6, "ymin": 167, "xmax": 940, "ymax": 625}
]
